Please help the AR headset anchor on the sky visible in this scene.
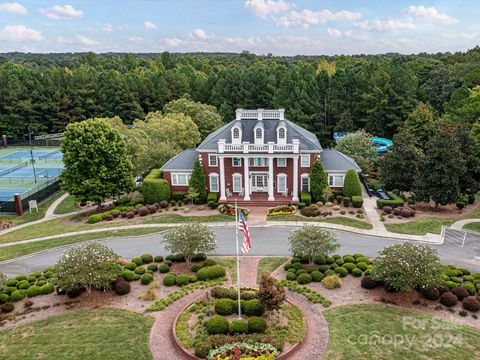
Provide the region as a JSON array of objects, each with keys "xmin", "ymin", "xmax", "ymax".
[{"xmin": 0, "ymin": 0, "xmax": 478, "ymax": 55}]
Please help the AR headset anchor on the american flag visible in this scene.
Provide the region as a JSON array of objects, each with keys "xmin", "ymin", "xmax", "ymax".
[{"xmin": 238, "ymin": 209, "xmax": 251, "ymax": 254}]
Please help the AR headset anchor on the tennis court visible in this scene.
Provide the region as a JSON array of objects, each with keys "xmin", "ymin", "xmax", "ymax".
[
  {"xmin": 0, "ymin": 188, "xmax": 28, "ymax": 202},
  {"xmin": 0, "ymin": 149, "xmax": 62, "ymax": 161},
  {"xmin": 3, "ymin": 166, "xmax": 64, "ymax": 179}
]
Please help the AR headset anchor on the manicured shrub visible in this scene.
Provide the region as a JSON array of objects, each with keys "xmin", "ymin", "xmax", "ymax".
[
  {"xmin": 203, "ymin": 259, "xmax": 217, "ymax": 267},
  {"xmin": 26, "ymin": 285, "xmax": 41, "ymax": 297},
  {"xmin": 121, "ymin": 270, "xmax": 136, "ymax": 282},
  {"xmin": 291, "ymin": 263, "xmax": 304, "ymax": 270},
  {"xmin": 147, "ymin": 264, "xmax": 158, "ymax": 272},
  {"xmin": 452, "ymin": 287, "xmax": 469, "ymax": 300},
  {"xmin": 138, "ymin": 206, "xmax": 149, "ymax": 216},
  {"xmin": 17, "ymin": 280, "xmax": 30, "ymax": 290},
  {"xmin": 131, "ymin": 257, "xmax": 143, "ymax": 266},
  {"xmin": 334, "ymin": 267, "xmax": 348, "ymax": 277},
  {"xmin": 215, "ymin": 298, "xmax": 236, "ymax": 315},
  {"xmin": 176, "ymin": 274, "xmax": 190, "ymax": 286},
  {"xmin": 335, "ymin": 259, "xmax": 345, "ymax": 266},
  {"xmin": 15, "ymin": 275, "xmax": 27, "ymax": 281},
  {"xmin": 87, "ymin": 213, "xmax": 104, "ymax": 224},
  {"xmin": 126, "ymin": 211, "xmax": 135, "ymax": 219},
  {"xmin": 114, "ymin": 278, "xmax": 131, "ymax": 295},
  {"xmin": 463, "ymin": 296, "xmax": 480, "ymax": 312},
  {"xmin": 440, "ymin": 292, "xmax": 458, "ymax": 307},
  {"xmin": 5, "ymin": 279, "xmax": 18, "ymax": 287},
  {"xmin": 229, "ymin": 319, "xmax": 248, "ymax": 335},
  {"xmin": 311, "ymin": 271, "xmax": 324, "ymax": 282},
  {"xmin": 324, "ymin": 269, "xmax": 335, "ymax": 277},
  {"xmin": 343, "ymin": 169, "xmax": 362, "ymax": 198},
  {"xmin": 464, "ymin": 283, "xmax": 477, "ymax": 295},
  {"xmin": 163, "ymin": 275, "xmax": 176, "ymax": 286},
  {"xmin": 243, "ymin": 299, "xmax": 265, "ymax": 316},
  {"xmin": 322, "ymin": 275, "xmax": 343, "ymax": 289},
  {"xmin": 154, "ymin": 256, "xmax": 164, "ymax": 263},
  {"xmin": 383, "ymin": 206, "xmax": 393, "ymax": 214},
  {"xmin": 301, "ymin": 192, "xmax": 312, "ymax": 205},
  {"xmin": 207, "ymin": 315, "xmax": 229, "ymax": 335},
  {"xmin": 361, "ymin": 276, "xmax": 377, "ymax": 289},
  {"xmin": 141, "ymin": 273, "xmax": 154, "ymax": 285},
  {"xmin": 356, "ymin": 262, "xmax": 369, "ymax": 271},
  {"xmin": 197, "ymin": 265, "xmax": 226, "ymax": 281},
  {"xmin": 330, "ymin": 263, "xmax": 338, "ymax": 270},
  {"xmin": 248, "ymin": 316, "xmax": 267, "ymax": 333},
  {"xmin": 0, "ymin": 294, "xmax": 10, "ymax": 303},
  {"xmin": 296, "ymin": 269, "xmax": 307, "ymax": 276},
  {"xmin": 3, "ymin": 287, "xmax": 16, "ymax": 295},
  {"xmin": 343, "ymin": 263, "xmax": 356, "ymax": 273},
  {"xmin": 159, "ymin": 264, "xmax": 170, "ymax": 273},
  {"xmin": 286, "ymin": 272, "xmax": 297, "ymax": 281},
  {"xmin": 191, "ymin": 264, "xmax": 203, "ymax": 273},
  {"xmin": 352, "ymin": 268, "xmax": 363, "ymax": 277},
  {"xmin": 11, "ymin": 290, "xmax": 26, "ymax": 302},
  {"xmin": 141, "ymin": 254, "xmax": 154, "ymax": 264},
  {"xmin": 134, "ymin": 267, "xmax": 146, "ymax": 275},
  {"xmin": 1, "ymin": 302, "xmax": 14, "ymax": 313},
  {"xmin": 342, "ymin": 197, "xmax": 350, "ymax": 207},
  {"xmin": 343, "ymin": 255, "xmax": 356, "ymax": 264},
  {"xmin": 314, "ymin": 255, "xmax": 327, "ymax": 265},
  {"xmin": 351, "ymin": 196, "xmax": 363, "ymax": 208},
  {"xmin": 318, "ymin": 265, "xmax": 330, "ymax": 272},
  {"xmin": 142, "ymin": 169, "xmax": 170, "ymax": 203},
  {"xmin": 124, "ymin": 262, "xmax": 136, "ymax": 271},
  {"xmin": 297, "ymin": 273, "xmax": 312, "ymax": 285}
]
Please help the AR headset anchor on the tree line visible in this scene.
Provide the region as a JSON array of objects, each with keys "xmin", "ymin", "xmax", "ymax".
[{"xmin": 2, "ymin": 48, "xmax": 480, "ymax": 145}]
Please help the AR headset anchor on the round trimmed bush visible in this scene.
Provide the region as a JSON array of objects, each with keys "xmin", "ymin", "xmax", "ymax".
[
  {"xmin": 124, "ymin": 262, "xmax": 136, "ymax": 271},
  {"xmin": 318, "ymin": 265, "xmax": 330, "ymax": 272},
  {"xmin": 159, "ymin": 264, "xmax": 170, "ymax": 273},
  {"xmin": 334, "ymin": 267, "xmax": 348, "ymax": 277},
  {"xmin": 248, "ymin": 316, "xmax": 267, "ymax": 333},
  {"xmin": 166, "ymin": 255, "xmax": 175, "ymax": 261},
  {"xmin": 164, "ymin": 260, "xmax": 173, "ymax": 266},
  {"xmin": 132, "ymin": 257, "xmax": 143, "ymax": 266},
  {"xmin": 206, "ymin": 315, "xmax": 229, "ymax": 335},
  {"xmin": 355, "ymin": 257, "xmax": 370, "ymax": 265},
  {"xmin": 202, "ymin": 259, "xmax": 217, "ymax": 267},
  {"xmin": 284, "ymin": 263, "xmax": 293, "ymax": 271},
  {"xmin": 343, "ymin": 255, "xmax": 356, "ymax": 264},
  {"xmin": 3, "ymin": 287, "xmax": 16, "ymax": 295},
  {"xmin": 215, "ymin": 298, "xmax": 236, "ymax": 315},
  {"xmin": 440, "ymin": 292, "xmax": 458, "ymax": 307},
  {"xmin": 360, "ymin": 276, "xmax": 377, "ymax": 289},
  {"xmin": 463, "ymin": 296, "xmax": 480, "ymax": 312},
  {"xmin": 296, "ymin": 269, "xmax": 307, "ymax": 276},
  {"xmin": 11, "ymin": 290, "xmax": 26, "ymax": 302},
  {"xmin": 147, "ymin": 205, "xmax": 157, "ymax": 214},
  {"xmin": 330, "ymin": 263, "xmax": 339, "ymax": 270},
  {"xmin": 308, "ymin": 271, "xmax": 323, "ymax": 282},
  {"xmin": 452, "ymin": 287, "xmax": 469, "ymax": 301},
  {"xmin": 229, "ymin": 319, "xmax": 248, "ymax": 335},
  {"xmin": 352, "ymin": 268, "xmax": 362, "ymax": 277},
  {"xmin": 141, "ymin": 254, "xmax": 154, "ymax": 264},
  {"xmin": 192, "ymin": 253, "xmax": 207, "ymax": 262},
  {"xmin": 286, "ymin": 272, "xmax": 297, "ymax": 281},
  {"xmin": 15, "ymin": 275, "xmax": 27, "ymax": 281},
  {"xmin": 243, "ymin": 299, "xmax": 265, "ymax": 316},
  {"xmin": 39, "ymin": 283, "xmax": 55, "ymax": 295},
  {"xmin": 133, "ymin": 274, "xmax": 141, "ymax": 281},
  {"xmin": 464, "ymin": 283, "xmax": 477, "ymax": 296},
  {"xmin": 114, "ymin": 278, "xmax": 131, "ymax": 295},
  {"xmin": 121, "ymin": 270, "xmax": 136, "ymax": 282},
  {"xmin": 138, "ymin": 206, "xmax": 149, "ymax": 216},
  {"xmin": 17, "ymin": 280, "xmax": 30, "ymax": 290},
  {"xmin": 5, "ymin": 279, "xmax": 18, "ymax": 287},
  {"xmin": 26, "ymin": 285, "xmax": 41, "ymax": 297},
  {"xmin": 141, "ymin": 273, "xmax": 154, "ymax": 285},
  {"xmin": 335, "ymin": 259, "xmax": 345, "ymax": 266},
  {"xmin": 197, "ymin": 265, "xmax": 226, "ymax": 281},
  {"xmin": 189, "ymin": 276, "xmax": 197, "ymax": 283},
  {"xmin": 163, "ymin": 275, "xmax": 176, "ymax": 286},
  {"xmin": 364, "ymin": 268, "xmax": 373, "ymax": 276},
  {"xmin": 314, "ymin": 255, "xmax": 327, "ymax": 265},
  {"xmin": 343, "ymin": 263, "xmax": 356, "ymax": 273},
  {"xmin": 297, "ymin": 273, "xmax": 312, "ymax": 285},
  {"xmin": 154, "ymin": 255, "xmax": 164, "ymax": 263},
  {"xmin": 134, "ymin": 267, "xmax": 146, "ymax": 275},
  {"xmin": 356, "ymin": 262, "xmax": 369, "ymax": 271},
  {"xmin": 325, "ymin": 269, "xmax": 335, "ymax": 277},
  {"xmin": 419, "ymin": 287, "xmax": 440, "ymax": 301},
  {"xmin": 191, "ymin": 264, "xmax": 203, "ymax": 273},
  {"xmin": 176, "ymin": 274, "xmax": 190, "ymax": 286},
  {"xmin": 1, "ymin": 302, "xmax": 14, "ymax": 313},
  {"xmin": 173, "ymin": 254, "xmax": 185, "ymax": 262},
  {"xmin": 37, "ymin": 280, "xmax": 47, "ymax": 287},
  {"xmin": 292, "ymin": 263, "xmax": 304, "ymax": 270},
  {"xmin": 0, "ymin": 294, "xmax": 10, "ymax": 303},
  {"xmin": 147, "ymin": 264, "xmax": 158, "ymax": 272}
]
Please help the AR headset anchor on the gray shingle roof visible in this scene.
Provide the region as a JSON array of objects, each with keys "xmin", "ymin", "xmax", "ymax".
[
  {"xmin": 321, "ymin": 149, "xmax": 361, "ymax": 172},
  {"xmin": 197, "ymin": 118, "xmax": 322, "ymax": 151},
  {"xmin": 161, "ymin": 148, "xmax": 198, "ymax": 171}
]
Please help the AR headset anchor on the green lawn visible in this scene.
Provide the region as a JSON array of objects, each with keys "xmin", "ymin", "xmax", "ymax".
[
  {"xmin": 212, "ymin": 257, "xmax": 237, "ymax": 283},
  {"xmin": 53, "ymin": 194, "xmax": 79, "ymax": 214},
  {"xmin": 141, "ymin": 213, "xmax": 233, "ymax": 224},
  {"xmin": 323, "ymin": 304, "xmax": 480, "ymax": 360},
  {"xmin": 463, "ymin": 222, "xmax": 480, "ymax": 233},
  {"xmin": 257, "ymin": 256, "xmax": 289, "ymax": 282},
  {"xmin": 268, "ymin": 215, "xmax": 373, "ymax": 230},
  {"xmin": 0, "ymin": 308, "xmax": 154, "ymax": 360},
  {"xmin": 0, "ymin": 228, "xmax": 168, "ymax": 261}
]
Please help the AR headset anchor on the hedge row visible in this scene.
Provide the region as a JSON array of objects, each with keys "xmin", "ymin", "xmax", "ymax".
[{"xmin": 142, "ymin": 168, "xmax": 170, "ymax": 204}]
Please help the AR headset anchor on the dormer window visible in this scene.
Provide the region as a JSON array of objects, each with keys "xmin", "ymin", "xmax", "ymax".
[
  {"xmin": 277, "ymin": 125, "xmax": 287, "ymax": 145},
  {"xmin": 255, "ymin": 128, "xmax": 262, "ymax": 139},
  {"xmin": 279, "ymin": 128, "xmax": 285, "ymax": 139},
  {"xmin": 233, "ymin": 128, "xmax": 240, "ymax": 139},
  {"xmin": 231, "ymin": 125, "xmax": 242, "ymax": 144}
]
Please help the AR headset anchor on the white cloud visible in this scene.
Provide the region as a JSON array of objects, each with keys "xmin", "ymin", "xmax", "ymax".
[
  {"xmin": 41, "ymin": 5, "xmax": 83, "ymax": 20},
  {"xmin": 0, "ymin": 25, "xmax": 44, "ymax": 42},
  {"xmin": 192, "ymin": 28, "xmax": 211, "ymax": 41},
  {"xmin": 327, "ymin": 27, "xmax": 342, "ymax": 38},
  {"xmin": 405, "ymin": 5, "xmax": 458, "ymax": 25},
  {"xmin": 163, "ymin": 37, "xmax": 182, "ymax": 47},
  {"xmin": 356, "ymin": 19, "xmax": 415, "ymax": 32},
  {"xmin": 274, "ymin": 9, "xmax": 362, "ymax": 29},
  {"xmin": 128, "ymin": 36, "xmax": 145, "ymax": 42},
  {"xmin": 144, "ymin": 21, "xmax": 157, "ymax": 29},
  {"xmin": 76, "ymin": 34, "xmax": 100, "ymax": 47},
  {"xmin": 244, "ymin": 0, "xmax": 291, "ymax": 19},
  {"xmin": 0, "ymin": 2, "xmax": 28, "ymax": 15},
  {"xmin": 102, "ymin": 23, "xmax": 128, "ymax": 32}
]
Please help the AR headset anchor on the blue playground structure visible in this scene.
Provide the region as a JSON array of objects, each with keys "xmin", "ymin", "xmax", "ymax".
[{"xmin": 333, "ymin": 132, "xmax": 393, "ymax": 154}]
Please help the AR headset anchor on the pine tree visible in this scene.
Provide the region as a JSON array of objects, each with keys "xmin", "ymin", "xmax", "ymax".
[
  {"xmin": 343, "ymin": 169, "xmax": 362, "ymax": 198},
  {"xmin": 309, "ymin": 158, "xmax": 328, "ymax": 202},
  {"xmin": 188, "ymin": 159, "xmax": 207, "ymax": 204}
]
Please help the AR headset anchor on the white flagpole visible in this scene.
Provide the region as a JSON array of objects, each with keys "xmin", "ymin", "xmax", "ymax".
[{"xmin": 235, "ymin": 201, "xmax": 241, "ymax": 318}]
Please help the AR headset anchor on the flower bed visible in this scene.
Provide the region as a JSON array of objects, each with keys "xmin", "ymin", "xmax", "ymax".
[
  {"xmin": 207, "ymin": 341, "xmax": 279, "ymax": 360},
  {"xmin": 266, "ymin": 205, "xmax": 297, "ymax": 217},
  {"xmin": 218, "ymin": 204, "xmax": 249, "ymax": 217}
]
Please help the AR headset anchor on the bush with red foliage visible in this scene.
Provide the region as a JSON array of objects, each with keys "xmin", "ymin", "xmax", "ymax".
[
  {"xmin": 440, "ymin": 292, "xmax": 458, "ymax": 307},
  {"xmin": 258, "ymin": 274, "xmax": 286, "ymax": 310},
  {"xmin": 463, "ymin": 296, "xmax": 480, "ymax": 312},
  {"xmin": 452, "ymin": 286, "xmax": 469, "ymax": 301}
]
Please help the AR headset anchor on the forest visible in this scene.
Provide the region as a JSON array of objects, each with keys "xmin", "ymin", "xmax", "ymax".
[{"xmin": 1, "ymin": 48, "xmax": 480, "ymax": 145}]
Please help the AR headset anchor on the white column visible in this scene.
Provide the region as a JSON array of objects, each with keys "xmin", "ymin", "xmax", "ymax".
[
  {"xmin": 268, "ymin": 157, "xmax": 274, "ymax": 201},
  {"xmin": 292, "ymin": 156, "xmax": 299, "ymax": 202},
  {"xmin": 243, "ymin": 157, "xmax": 250, "ymax": 201},
  {"xmin": 219, "ymin": 156, "xmax": 226, "ymax": 201}
]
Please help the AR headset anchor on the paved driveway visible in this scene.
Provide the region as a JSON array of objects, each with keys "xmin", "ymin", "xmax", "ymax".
[{"xmin": 1, "ymin": 226, "xmax": 479, "ymax": 277}]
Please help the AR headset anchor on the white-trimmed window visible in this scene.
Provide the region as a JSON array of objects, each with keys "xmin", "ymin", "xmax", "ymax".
[
  {"xmin": 232, "ymin": 173, "xmax": 242, "ymax": 193},
  {"xmin": 277, "ymin": 157, "xmax": 286, "ymax": 167},
  {"xmin": 278, "ymin": 127, "xmax": 285, "ymax": 139},
  {"xmin": 209, "ymin": 173, "xmax": 219, "ymax": 192},
  {"xmin": 172, "ymin": 173, "xmax": 190, "ymax": 186},
  {"xmin": 277, "ymin": 173, "xmax": 287, "ymax": 193},
  {"xmin": 232, "ymin": 157, "xmax": 241, "ymax": 167},
  {"xmin": 249, "ymin": 157, "xmax": 268, "ymax": 167},
  {"xmin": 254, "ymin": 126, "xmax": 264, "ymax": 144},
  {"xmin": 329, "ymin": 175, "xmax": 344, "ymax": 187},
  {"xmin": 233, "ymin": 127, "xmax": 240, "ymax": 139},
  {"xmin": 301, "ymin": 174, "xmax": 310, "ymax": 192},
  {"xmin": 209, "ymin": 154, "xmax": 218, "ymax": 167},
  {"xmin": 300, "ymin": 155, "xmax": 310, "ymax": 167}
]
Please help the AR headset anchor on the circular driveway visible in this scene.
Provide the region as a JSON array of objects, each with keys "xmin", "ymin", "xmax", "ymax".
[{"xmin": 1, "ymin": 226, "xmax": 479, "ymax": 277}]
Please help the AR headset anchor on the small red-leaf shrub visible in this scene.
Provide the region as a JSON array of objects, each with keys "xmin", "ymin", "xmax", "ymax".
[
  {"xmin": 361, "ymin": 276, "xmax": 377, "ymax": 289},
  {"xmin": 452, "ymin": 287, "xmax": 469, "ymax": 301},
  {"xmin": 463, "ymin": 296, "xmax": 480, "ymax": 312},
  {"xmin": 440, "ymin": 292, "xmax": 458, "ymax": 307}
]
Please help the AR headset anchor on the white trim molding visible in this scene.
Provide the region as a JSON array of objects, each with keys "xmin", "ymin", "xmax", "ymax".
[
  {"xmin": 300, "ymin": 173, "xmax": 310, "ymax": 192},
  {"xmin": 300, "ymin": 154, "xmax": 310, "ymax": 167},
  {"xmin": 171, "ymin": 173, "xmax": 191, "ymax": 186},
  {"xmin": 209, "ymin": 172, "xmax": 219, "ymax": 193},
  {"xmin": 232, "ymin": 172, "xmax": 243, "ymax": 193},
  {"xmin": 209, "ymin": 154, "xmax": 218, "ymax": 167}
]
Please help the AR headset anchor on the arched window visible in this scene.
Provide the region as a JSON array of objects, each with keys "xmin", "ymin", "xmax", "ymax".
[
  {"xmin": 278, "ymin": 127, "xmax": 285, "ymax": 139},
  {"xmin": 233, "ymin": 127, "xmax": 240, "ymax": 139},
  {"xmin": 255, "ymin": 127, "xmax": 262, "ymax": 139}
]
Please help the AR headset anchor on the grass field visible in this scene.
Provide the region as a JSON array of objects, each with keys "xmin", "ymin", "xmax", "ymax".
[
  {"xmin": 323, "ymin": 304, "xmax": 480, "ymax": 360},
  {"xmin": 0, "ymin": 228, "xmax": 168, "ymax": 261},
  {"xmin": 0, "ymin": 308, "xmax": 155, "ymax": 360},
  {"xmin": 268, "ymin": 214, "xmax": 373, "ymax": 230},
  {"xmin": 141, "ymin": 213, "xmax": 233, "ymax": 224},
  {"xmin": 463, "ymin": 222, "xmax": 480, "ymax": 233},
  {"xmin": 53, "ymin": 194, "xmax": 79, "ymax": 214},
  {"xmin": 257, "ymin": 256, "xmax": 289, "ymax": 282}
]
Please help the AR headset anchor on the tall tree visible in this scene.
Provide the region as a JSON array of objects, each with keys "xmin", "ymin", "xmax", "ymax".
[
  {"xmin": 335, "ymin": 129, "xmax": 377, "ymax": 173},
  {"xmin": 188, "ymin": 159, "xmax": 207, "ymax": 204},
  {"xmin": 403, "ymin": 101, "xmax": 437, "ymax": 146},
  {"xmin": 309, "ymin": 158, "xmax": 328, "ymax": 202}
]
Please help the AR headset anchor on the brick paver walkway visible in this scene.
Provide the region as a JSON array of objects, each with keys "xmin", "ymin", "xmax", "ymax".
[
  {"xmin": 247, "ymin": 207, "xmax": 268, "ymax": 226},
  {"xmin": 237, "ymin": 256, "xmax": 261, "ymax": 287}
]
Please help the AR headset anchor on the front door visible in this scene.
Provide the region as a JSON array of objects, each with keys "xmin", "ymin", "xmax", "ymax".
[{"xmin": 251, "ymin": 173, "xmax": 268, "ymax": 192}]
